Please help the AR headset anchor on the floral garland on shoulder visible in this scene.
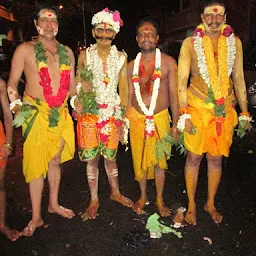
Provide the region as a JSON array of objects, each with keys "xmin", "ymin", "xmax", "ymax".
[
  {"xmin": 35, "ymin": 41, "xmax": 71, "ymax": 127},
  {"xmin": 87, "ymin": 44, "xmax": 127, "ymax": 144},
  {"xmin": 193, "ymin": 24, "xmax": 236, "ymax": 135},
  {"xmin": 132, "ymin": 48, "xmax": 162, "ymax": 137}
]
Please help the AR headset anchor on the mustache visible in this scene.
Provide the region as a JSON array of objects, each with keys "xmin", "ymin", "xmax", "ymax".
[
  {"xmin": 209, "ymin": 22, "xmax": 222, "ymax": 27},
  {"xmin": 94, "ymin": 35, "xmax": 114, "ymax": 41}
]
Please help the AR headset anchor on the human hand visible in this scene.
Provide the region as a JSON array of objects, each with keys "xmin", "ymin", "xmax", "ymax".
[
  {"xmin": 171, "ymin": 128, "xmax": 180, "ymax": 141},
  {"xmin": 184, "ymin": 119, "xmax": 195, "ymax": 134},
  {"xmin": 117, "ymin": 125, "xmax": 124, "ymax": 144},
  {"xmin": 74, "ymin": 99, "xmax": 83, "ymax": 114},
  {"xmin": 82, "ymin": 81, "xmax": 93, "ymax": 92},
  {"xmin": 0, "ymin": 144, "xmax": 12, "ymax": 160}
]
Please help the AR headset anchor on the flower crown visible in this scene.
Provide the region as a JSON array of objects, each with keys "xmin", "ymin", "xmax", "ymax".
[{"xmin": 91, "ymin": 8, "xmax": 123, "ymax": 34}]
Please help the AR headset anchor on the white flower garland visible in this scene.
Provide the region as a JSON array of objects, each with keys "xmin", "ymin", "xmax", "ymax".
[
  {"xmin": 9, "ymin": 99, "xmax": 22, "ymax": 113},
  {"xmin": 132, "ymin": 48, "xmax": 161, "ymax": 137},
  {"xmin": 87, "ymin": 44, "xmax": 128, "ymax": 143},
  {"xmin": 177, "ymin": 113, "xmax": 191, "ymax": 132},
  {"xmin": 194, "ymin": 30, "xmax": 236, "ymax": 90}
]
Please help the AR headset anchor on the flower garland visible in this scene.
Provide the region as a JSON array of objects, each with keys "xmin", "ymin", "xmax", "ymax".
[
  {"xmin": 91, "ymin": 8, "xmax": 123, "ymax": 34},
  {"xmin": 132, "ymin": 48, "xmax": 161, "ymax": 137},
  {"xmin": 35, "ymin": 41, "xmax": 71, "ymax": 127},
  {"xmin": 87, "ymin": 44, "xmax": 127, "ymax": 144},
  {"xmin": 193, "ymin": 24, "xmax": 236, "ymax": 135}
]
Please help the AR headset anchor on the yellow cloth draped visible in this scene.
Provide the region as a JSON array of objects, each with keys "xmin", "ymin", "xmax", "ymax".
[
  {"xmin": 127, "ymin": 107, "xmax": 171, "ymax": 181},
  {"xmin": 22, "ymin": 93, "xmax": 75, "ymax": 183},
  {"xmin": 185, "ymin": 89, "xmax": 238, "ymax": 157}
]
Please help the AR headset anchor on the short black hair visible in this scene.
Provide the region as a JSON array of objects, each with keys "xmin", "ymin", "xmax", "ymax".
[
  {"xmin": 201, "ymin": 0, "xmax": 226, "ymax": 13},
  {"xmin": 34, "ymin": 4, "xmax": 61, "ymax": 21},
  {"xmin": 136, "ymin": 17, "xmax": 159, "ymax": 35}
]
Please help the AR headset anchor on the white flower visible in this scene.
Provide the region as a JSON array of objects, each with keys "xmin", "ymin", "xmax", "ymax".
[{"xmin": 177, "ymin": 114, "xmax": 191, "ymax": 132}]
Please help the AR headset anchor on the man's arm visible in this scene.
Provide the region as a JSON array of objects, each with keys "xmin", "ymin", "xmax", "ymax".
[
  {"xmin": 7, "ymin": 44, "xmax": 26, "ymax": 105},
  {"xmin": 126, "ymin": 60, "xmax": 135, "ymax": 110},
  {"xmin": 76, "ymin": 50, "xmax": 86, "ymax": 83},
  {"xmin": 231, "ymin": 37, "xmax": 248, "ymax": 113},
  {"xmin": 118, "ymin": 53, "xmax": 128, "ymax": 107},
  {"xmin": 177, "ymin": 38, "xmax": 191, "ymax": 109},
  {"xmin": 67, "ymin": 47, "xmax": 76, "ymax": 97},
  {"xmin": 0, "ymin": 79, "xmax": 13, "ymax": 145},
  {"xmin": 167, "ymin": 55, "xmax": 179, "ymax": 129}
]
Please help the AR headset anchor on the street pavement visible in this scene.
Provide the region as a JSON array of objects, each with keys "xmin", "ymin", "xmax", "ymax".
[{"xmin": 0, "ymin": 124, "xmax": 255, "ymax": 256}]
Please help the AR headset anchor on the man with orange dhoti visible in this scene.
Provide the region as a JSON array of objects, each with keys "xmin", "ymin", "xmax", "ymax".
[
  {"xmin": 72, "ymin": 8, "xmax": 133, "ymax": 220},
  {"xmin": 7, "ymin": 5, "xmax": 76, "ymax": 236},
  {"xmin": 177, "ymin": 0, "xmax": 251, "ymax": 225},
  {"xmin": 127, "ymin": 18, "xmax": 179, "ymax": 217}
]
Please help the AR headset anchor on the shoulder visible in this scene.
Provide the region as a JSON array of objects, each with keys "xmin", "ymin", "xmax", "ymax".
[
  {"xmin": 14, "ymin": 41, "xmax": 34, "ymax": 54},
  {"xmin": 127, "ymin": 59, "xmax": 135, "ymax": 70},
  {"xmin": 118, "ymin": 50, "xmax": 127, "ymax": 59},
  {"xmin": 234, "ymin": 36, "xmax": 242, "ymax": 47},
  {"xmin": 161, "ymin": 52, "xmax": 177, "ymax": 67},
  {"xmin": 181, "ymin": 37, "xmax": 194, "ymax": 47}
]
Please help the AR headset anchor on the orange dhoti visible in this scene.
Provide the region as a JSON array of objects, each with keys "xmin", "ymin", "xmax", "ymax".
[
  {"xmin": 77, "ymin": 114, "xmax": 119, "ymax": 161},
  {"xmin": 0, "ymin": 121, "xmax": 7, "ymax": 168},
  {"xmin": 185, "ymin": 89, "xmax": 238, "ymax": 157},
  {"xmin": 127, "ymin": 107, "xmax": 172, "ymax": 181}
]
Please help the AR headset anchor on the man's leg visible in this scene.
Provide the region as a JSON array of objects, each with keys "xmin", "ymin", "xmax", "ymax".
[
  {"xmin": 205, "ymin": 153, "xmax": 223, "ymax": 224},
  {"xmin": 133, "ymin": 172, "xmax": 148, "ymax": 214},
  {"xmin": 104, "ymin": 159, "xmax": 133, "ymax": 208},
  {"xmin": 0, "ymin": 168, "xmax": 19, "ymax": 241},
  {"xmin": 184, "ymin": 151, "xmax": 203, "ymax": 225},
  {"xmin": 155, "ymin": 165, "xmax": 170, "ymax": 217},
  {"xmin": 82, "ymin": 155, "xmax": 100, "ymax": 220},
  {"xmin": 20, "ymin": 175, "xmax": 44, "ymax": 236},
  {"xmin": 47, "ymin": 139, "xmax": 75, "ymax": 219}
]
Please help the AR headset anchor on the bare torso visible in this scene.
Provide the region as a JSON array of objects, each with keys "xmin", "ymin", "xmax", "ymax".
[
  {"xmin": 130, "ymin": 53, "xmax": 174, "ymax": 115},
  {"xmin": 20, "ymin": 41, "xmax": 70, "ymax": 100}
]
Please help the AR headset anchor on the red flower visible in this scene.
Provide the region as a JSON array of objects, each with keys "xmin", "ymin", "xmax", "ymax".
[
  {"xmin": 96, "ymin": 119, "xmax": 109, "ymax": 129},
  {"xmin": 100, "ymin": 133, "xmax": 109, "ymax": 143},
  {"xmin": 223, "ymin": 26, "xmax": 234, "ymax": 37},
  {"xmin": 114, "ymin": 120, "xmax": 123, "ymax": 126},
  {"xmin": 146, "ymin": 116, "xmax": 153, "ymax": 120},
  {"xmin": 119, "ymin": 19, "xmax": 124, "ymax": 27},
  {"xmin": 193, "ymin": 28, "xmax": 205, "ymax": 37},
  {"xmin": 145, "ymin": 130, "xmax": 155, "ymax": 137},
  {"xmin": 213, "ymin": 8, "xmax": 218, "ymax": 12},
  {"xmin": 153, "ymin": 74, "xmax": 161, "ymax": 80},
  {"xmin": 98, "ymin": 103, "xmax": 108, "ymax": 109},
  {"xmin": 215, "ymin": 97, "xmax": 225, "ymax": 105},
  {"xmin": 132, "ymin": 77, "xmax": 140, "ymax": 83}
]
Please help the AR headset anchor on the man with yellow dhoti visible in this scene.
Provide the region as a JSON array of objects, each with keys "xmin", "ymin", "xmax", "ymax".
[
  {"xmin": 7, "ymin": 5, "xmax": 76, "ymax": 236},
  {"xmin": 72, "ymin": 8, "xmax": 133, "ymax": 220},
  {"xmin": 177, "ymin": 0, "xmax": 251, "ymax": 225},
  {"xmin": 127, "ymin": 18, "xmax": 179, "ymax": 217}
]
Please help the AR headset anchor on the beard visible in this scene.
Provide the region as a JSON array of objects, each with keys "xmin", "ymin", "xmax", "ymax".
[{"xmin": 204, "ymin": 21, "xmax": 224, "ymax": 33}]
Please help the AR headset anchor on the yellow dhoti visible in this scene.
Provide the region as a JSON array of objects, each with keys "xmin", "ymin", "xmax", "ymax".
[
  {"xmin": 127, "ymin": 107, "xmax": 172, "ymax": 181},
  {"xmin": 185, "ymin": 89, "xmax": 238, "ymax": 157},
  {"xmin": 22, "ymin": 94, "xmax": 75, "ymax": 183}
]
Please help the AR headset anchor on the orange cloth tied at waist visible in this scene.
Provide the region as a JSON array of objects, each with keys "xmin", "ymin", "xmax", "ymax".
[{"xmin": 185, "ymin": 87, "xmax": 238, "ymax": 157}]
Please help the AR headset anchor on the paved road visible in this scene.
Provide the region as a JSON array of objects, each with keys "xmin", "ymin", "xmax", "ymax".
[{"xmin": 0, "ymin": 126, "xmax": 256, "ymax": 256}]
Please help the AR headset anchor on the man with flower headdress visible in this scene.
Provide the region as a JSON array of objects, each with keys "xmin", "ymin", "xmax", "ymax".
[
  {"xmin": 73, "ymin": 8, "xmax": 133, "ymax": 220},
  {"xmin": 127, "ymin": 18, "xmax": 179, "ymax": 217},
  {"xmin": 7, "ymin": 4, "xmax": 76, "ymax": 236},
  {"xmin": 177, "ymin": 0, "xmax": 251, "ymax": 225}
]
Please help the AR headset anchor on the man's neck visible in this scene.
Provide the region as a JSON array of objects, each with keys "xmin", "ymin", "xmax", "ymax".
[
  {"xmin": 38, "ymin": 36, "xmax": 57, "ymax": 49},
  {"xmin": 141, "ymin": 49, "xmax": 156, "ymax": 60},
  {"xmin": 96, "ymin": 43, "xmax": 112, "ymax": 55}
]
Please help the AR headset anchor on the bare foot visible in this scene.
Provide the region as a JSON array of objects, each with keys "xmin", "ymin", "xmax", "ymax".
[
  {"xmin": 132, "ymin": 198, "xmax": 148, "ymax": 215},
  {"xmin": 110, "ymin": 193, "xmax": 134, "ymax": 208},
  {"xmin": 156, "ymin": 200, "xmax": 171, "ymax": 217},
  {"xmin": 173, "ymin": 207, "xmax": 186, "ymax": 227},
  {"xmin": 48, "ymin": 205, "xmax": 75, "ymax": 219},
  {"xmin": 204, "ymin": 205, "xmax": 223, "ymax": 224},
  {"xmin": 20, "ymin": 219, "xmax": 44, "ymax": 237},
  {"xmin": 0, "ymin": 225, "xmax": 20, "ymax": 241},
  {"xmin": 81, "ymin": 200, "xmax": 99, "ymax": 220}
]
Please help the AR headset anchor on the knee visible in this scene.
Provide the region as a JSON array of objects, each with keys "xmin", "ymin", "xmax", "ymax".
[
  {"xmin": 49, "ymin": 155, "xmax": 61, "ymax": 168},
  {"xmin": 186, "ymin": 154, "xmax": 203, "ymax": 168},
  {"xmin": 206, "ymin": 155, "xmax": 222, "ymax": 169}
]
